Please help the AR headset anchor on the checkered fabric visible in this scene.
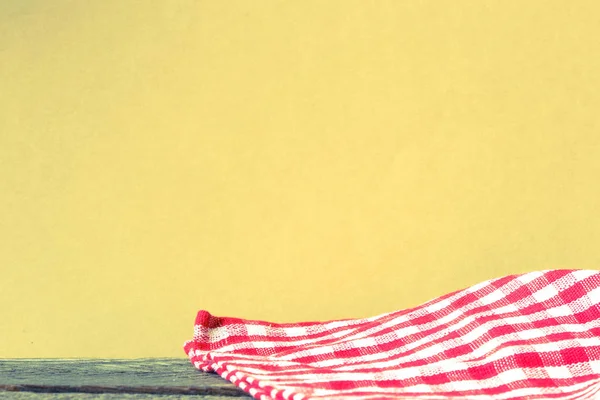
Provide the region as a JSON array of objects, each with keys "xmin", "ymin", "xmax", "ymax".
[{"xmin": 183, "ymin": 269, "xmax": 600, "ymax": 399}]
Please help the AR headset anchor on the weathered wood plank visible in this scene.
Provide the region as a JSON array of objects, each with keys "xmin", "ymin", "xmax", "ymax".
[
  {"xmin": 0, "ymin": 394, "xmax": 238, "ymax": 399},
  {"xmin": 0, "ymin": 359, "xmax": 251, "ymax": 398}
]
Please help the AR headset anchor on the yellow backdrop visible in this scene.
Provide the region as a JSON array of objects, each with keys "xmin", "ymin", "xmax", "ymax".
[{"xmin": 1, "ymin": 1, "xmax": 599, "ymax": 358}]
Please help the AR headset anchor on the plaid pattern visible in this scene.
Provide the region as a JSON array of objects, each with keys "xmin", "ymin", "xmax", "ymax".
[{"xmin": 184, "ymin": 269, "xmax": 600, "ymax": 399}]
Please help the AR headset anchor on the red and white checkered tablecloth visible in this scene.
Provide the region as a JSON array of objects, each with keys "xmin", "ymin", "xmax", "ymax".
[{"xmin": 184, "ymin": 269, "xmax": 600, "ymax": 399}]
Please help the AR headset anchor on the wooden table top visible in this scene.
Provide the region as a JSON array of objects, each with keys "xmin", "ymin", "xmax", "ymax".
[{"xmin": 0, "ymin": 358, "xmax": 252, "ymax": 399}]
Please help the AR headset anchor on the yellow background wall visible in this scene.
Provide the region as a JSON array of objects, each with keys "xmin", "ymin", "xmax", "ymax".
[{"xmin": 1, "ymin": 1, "xmax": 599, "ymax": 358}]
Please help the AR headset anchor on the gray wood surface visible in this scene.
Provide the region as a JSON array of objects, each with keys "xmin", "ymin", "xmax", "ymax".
[
  {"xmin": 0, "ymin": 358, "xmax": 252, "ymax": 399},
  {"xmin": 0, "ymin": 395, "xmax": 241, "ymax": 399}
]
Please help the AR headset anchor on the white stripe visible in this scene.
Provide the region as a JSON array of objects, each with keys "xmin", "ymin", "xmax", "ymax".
[{"xmin": 226, "ymin": 335, "xmax": 600, "ymax": 378}]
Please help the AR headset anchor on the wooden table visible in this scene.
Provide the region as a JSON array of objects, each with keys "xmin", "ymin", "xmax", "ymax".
[{"xmin": 0, "ymin": 358, "xmax": 252, "ymax": 399}]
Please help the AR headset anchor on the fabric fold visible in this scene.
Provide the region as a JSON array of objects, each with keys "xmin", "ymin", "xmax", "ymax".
[{"xmin": 184, "ymin": 269, "xmax": 600, "ymax": 399}]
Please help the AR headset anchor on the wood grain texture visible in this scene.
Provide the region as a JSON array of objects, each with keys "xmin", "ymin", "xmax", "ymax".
[
  {"xmin": 0, "ymin": 359, "xmax": 251, "ymax": 399},
  {"xmin": 0, "ymin": 395, "xmax": 240, "ymax": 399}
]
